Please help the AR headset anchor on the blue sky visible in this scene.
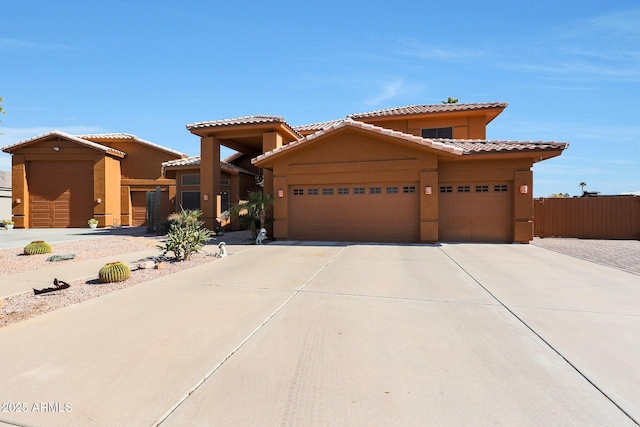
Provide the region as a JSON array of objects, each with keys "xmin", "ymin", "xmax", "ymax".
[{"xmin": 1, "ymin": 0, "xmax": 638, "ymax": 197}]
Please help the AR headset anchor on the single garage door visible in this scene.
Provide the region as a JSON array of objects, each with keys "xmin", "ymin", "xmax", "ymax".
[
  {"xmin": 289, "ymin": 183, "xmax": 419, "ymax": 242},
  {"xmin": 28, "ymin": 161, "xmax": 94, "ymax": 228},
  {"xmin": 439, "ymin": 182, "xmax": 512, "ymax": 242}
]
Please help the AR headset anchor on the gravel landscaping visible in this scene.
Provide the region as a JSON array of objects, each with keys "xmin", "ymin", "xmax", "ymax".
[{"xmin": 0, "ymin": 236, "xmax": 220, "ymax": 328}]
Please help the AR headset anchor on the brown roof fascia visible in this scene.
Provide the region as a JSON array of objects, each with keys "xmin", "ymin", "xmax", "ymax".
[
  {"xmin": 253, "ymin": 120, "xmax": 464, "ymax": 168},
  {"xmin": 187, "ymin": 120, "xmax": 301, "ymax": 142},
  {"xmin": 352, "ymin": 105, "xmax": 507, "ymax": 126},
  {"xmin": 80, "ymin": 134, "xmax": 185, "ymax": 158},
  {"xmin": 1, "ymin": 131, "xmax": 126, "ymax": 158}
]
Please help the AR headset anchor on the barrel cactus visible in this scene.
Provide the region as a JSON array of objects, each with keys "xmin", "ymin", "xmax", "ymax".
[
  {"xmin": 98, "ymin": 261, "xmax": 131, "ymax": 283},
  {"xmin": 23, "ymin": 240, "xmax": 53, "ymax": 255}
]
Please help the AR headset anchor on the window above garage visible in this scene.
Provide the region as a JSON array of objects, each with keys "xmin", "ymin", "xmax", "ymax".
[{"xmin": 421, "ymin": 127, "xmax": 453, "ymax": 139}]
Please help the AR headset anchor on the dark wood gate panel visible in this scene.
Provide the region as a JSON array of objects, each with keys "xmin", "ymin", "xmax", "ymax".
[
  {"xmin": 534, "ymin": 196, "xmax": 640, "ymax": 239},
  {"xmin": 131, "ymin": 191, "xmax": 172, "ymax": 226},
  {"xmin": 28, "ymin": 161, "xmax": 94, "ymax": 228}
]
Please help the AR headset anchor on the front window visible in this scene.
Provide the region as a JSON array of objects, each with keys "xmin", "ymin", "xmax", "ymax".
[{"xmin": 421, "ymin": 127, "xmax": 453, "ymax": 139}]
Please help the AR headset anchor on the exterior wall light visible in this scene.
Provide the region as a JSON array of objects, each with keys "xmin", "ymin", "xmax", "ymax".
[
  {"xmin": 53, "ymin": 147, "xmax": 60, "ymax": 151},
  {"xmin": 203, "ymin": 194, "xmax": 209, "ymax": 201},
  {"xmin": 96, "ymin": 198, "xmax": 102, "ymax": 204},
  {"xmin": 424, "ymin": 186, "xmax": 432, "ymax": 195},
  {"xmin": 277, "ymin": 189, "xmax": 284, "ymax": 198},
  {"xmin": 520, "ymin": 185, "xmax": 528, "ymax": 194}
]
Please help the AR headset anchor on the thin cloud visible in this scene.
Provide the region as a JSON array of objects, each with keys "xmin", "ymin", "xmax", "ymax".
[
  {"xmin": 364, "ymin": 79, "xmax": 405, "ymax": 105},
  {"xmin": 394, "ymin": 38, "xmax": 486, "ymax": 61},
  {"xmin": 503, "ymin": 8, "xmax": 640, "ymax": 82},
  {"xmin": 0, "ymin": 38, "xmax": 73, "ymax": 51}
]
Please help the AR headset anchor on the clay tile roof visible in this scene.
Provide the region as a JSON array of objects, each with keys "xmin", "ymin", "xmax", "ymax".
[
  {"xmin": 348, "ymin": 102, "xmax": 508, "ymax": 119},
  {"xmin": 1, "ymin": 130, "xmax": 126, "ymax": 157},
  {"xmin": 78, "ymin": 133, "xmax": 184, "ymax": 157},
  {"xmin": 161, "ymin": 156, "xmax": 257, "ymax": 176},
  {"xmin": 187, "ymin": 115, "xmax": 285, "ymax": 129},
  {"xmin": 443, "ymin": 139, "xmax": 569, "ymax": 154},
  {"xmin": 253, "ymin": 119, "xmax": 464, "ymax": 164},
  {"xmin": 162, "ymin": 155, "xmax": 201, "ymax": 168},
  {"xmin": 293, "ymin": 119, "xmax": 344, "ymax": 133}
]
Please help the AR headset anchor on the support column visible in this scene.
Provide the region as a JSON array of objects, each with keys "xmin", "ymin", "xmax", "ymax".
[
  {"xmin": 513, "ymin": 169, "xmax": 534, "ymax": 243},
  {"xmin": 12, "ymin": 155, "xmax": 27, "ymax": 228},
  {"xmin": 200, "ymin": 136, "xmax": 221, "ymax": 230},
  {"xmin": 262, "ymin": 132, "xmax": 283, "ymax": 235},
  {"xmin": 419, "ymin": 169, "xmax": 439, "ymax": 243}
]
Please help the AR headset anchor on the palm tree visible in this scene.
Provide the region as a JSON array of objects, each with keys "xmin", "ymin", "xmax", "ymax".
[
  {"xmin": 579, "ymin": 182, "xmax": 587, "ymax": 195},
  {"xmin": 230, "ymin": 191, "xmax": 274, "ymax": 239}
]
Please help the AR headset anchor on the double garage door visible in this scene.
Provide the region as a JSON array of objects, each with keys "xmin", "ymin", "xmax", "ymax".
[
  {"xmin": 438, "ymin": 182, "xmax": 512, "ymax": 242},
  {"xmin": 28, "ymin": 162, "xmax": 94, "ymax": 228},
  {"xmin": 289, "ymin": 183, "xmax": 419, "ymax": 243}
]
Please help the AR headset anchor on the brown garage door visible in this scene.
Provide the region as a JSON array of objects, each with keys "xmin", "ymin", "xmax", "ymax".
[
  {"xmin": 289, "ymin": 183, "xmax": 419, "ymax": 242},
  {"xmin": 131, "ymin": 191, "xmax": 172, "ymax": 226},
  {"xmin": 28, "ymin": 161, "xmax": 94, "ymax": 228},
  {"xmin": 439, "ymin": 182, "xmax": 512, "ymax": 242}
]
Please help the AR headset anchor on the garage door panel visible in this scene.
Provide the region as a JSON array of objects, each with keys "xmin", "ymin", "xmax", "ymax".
[
  {"xmin": 290, "ymin": 184, "xmax": 419, "ymax": 243},
  {"xmin": 28, "ymin": 162, "xmax": 93, "ymax": 228},
  {"xmin": 439, "ymin": 182, "xmax": 512, "ymax": 242}
]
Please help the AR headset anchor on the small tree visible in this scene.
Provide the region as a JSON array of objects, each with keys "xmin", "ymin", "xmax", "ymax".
[
  {"xmin": 230, "ymin": 191, "xmax": 274, "ymax": 239},
  {"xmin": 0, "ymin": 96, "xmax": 5, "ymax": 134},
  {"xmin": 157, "ymin": 208, "xmax": 213, "ymax": 261},
  {"xmin": 579, "ymin": 182, "xmax": 587, "ymax": 195}
]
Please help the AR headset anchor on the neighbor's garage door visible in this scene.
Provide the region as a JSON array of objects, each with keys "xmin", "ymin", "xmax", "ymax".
[
  {"xmin": 28, "ymin": 161, "xmax": 94, "ymax": 228},
  {"xmin": 289, "ymin": 183, "xmax": 419, "ymax": 242},
  {"xmin": 439, "ymin": 182, "xmax": 512, "ymax": 242}
]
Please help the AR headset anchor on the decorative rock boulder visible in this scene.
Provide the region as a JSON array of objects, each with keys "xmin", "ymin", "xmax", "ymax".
[
  {"xmin": 98, "ymin": 261, "xmax": 131, "ymax": 283},
  {"xmin": 24, "ymin": 241, "xmax": 53, "ymax": 255}
]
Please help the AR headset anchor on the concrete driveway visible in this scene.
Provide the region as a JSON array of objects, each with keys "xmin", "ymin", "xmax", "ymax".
[
  {"xmin": 0, "ymin": 226, "xmax": 148, "ymax": 249},
  {"xmin": 0, "ymin": 242, "xmax": 638, "ymax": 426}
]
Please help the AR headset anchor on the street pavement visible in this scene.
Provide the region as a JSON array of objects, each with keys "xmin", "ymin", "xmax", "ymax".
[{"xmin": 0, "ymin": 241, "xmax": 638, "ymax": 426}]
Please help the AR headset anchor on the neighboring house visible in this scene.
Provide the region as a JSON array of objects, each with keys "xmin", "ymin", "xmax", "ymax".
[
  {"xmin": 0, "ymin": 170, "xmax": 11, "ymax": 222},
  {"xmin": 162, "ymin": 154, "xmax": 258, "ymax": 229},
  {"xmin": 187, "ymin": 102, "xmax": 568, "ymax": 243},
  {"xmin": 1, "ymin": 131, "xmax": 184, "ymax": 228}
]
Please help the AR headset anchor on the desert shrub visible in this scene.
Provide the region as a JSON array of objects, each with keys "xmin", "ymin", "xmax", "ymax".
[
  {"xmin": 157, "ymin": 209, "xmax": 213, "ymax": 261},
  {"xmin": 23, "ymin": 241, "xmax": 52, "ymax": 255},
  {"xmin": 98, "ymin": 261, "xmax": 131, "ymax": 283}
]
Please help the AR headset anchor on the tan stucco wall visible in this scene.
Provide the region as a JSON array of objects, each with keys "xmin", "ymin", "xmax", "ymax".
[
  {"xmin": 360, "ymin": 113, "xmax": 489, "ymax": 140},
  {"xmin": 98, "ymin": 140, "xmax": 180, "ymax": 180},
  {"xmin": 267, "ymin": 130, "xmax": 441, "ymax": 242},
  {"xmin": 11, "ymin": 155, "xmax": 27, "ymax": 227}
]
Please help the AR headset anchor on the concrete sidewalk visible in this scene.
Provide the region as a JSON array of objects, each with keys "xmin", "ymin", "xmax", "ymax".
[{"xmin": 0, "ymin": 242, "xmax": 638, "ymax": 426}]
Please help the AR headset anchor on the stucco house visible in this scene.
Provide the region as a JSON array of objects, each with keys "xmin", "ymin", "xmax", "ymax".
[
  {"xmin": 2, "ymin": 131, "xmax": 184, "ymax": 228},
  {"xmin": 162, "ymin": 153, "xmax": 259, "ymax": 229},
  {"xmin": 188, "ymin": 102, "xmax": 567, "ymax": 243}
]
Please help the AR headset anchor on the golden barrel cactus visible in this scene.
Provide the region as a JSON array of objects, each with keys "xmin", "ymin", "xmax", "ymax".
[
  {"xmin": 23, "ymin": 241, "xmax": 53, "ymax": 255},
  {"xmin": 98, "ymin": 261, "xmax": 131, "ymax": 283}
]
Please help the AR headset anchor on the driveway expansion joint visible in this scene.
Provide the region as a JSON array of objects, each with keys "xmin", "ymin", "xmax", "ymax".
[
  {"xmin": 438, "ymin": 246, "xmax": 640, "ymax": 426},
  {"xmin": 152, "ymin": 246, "xmax": 347, "ymax": 427}
]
